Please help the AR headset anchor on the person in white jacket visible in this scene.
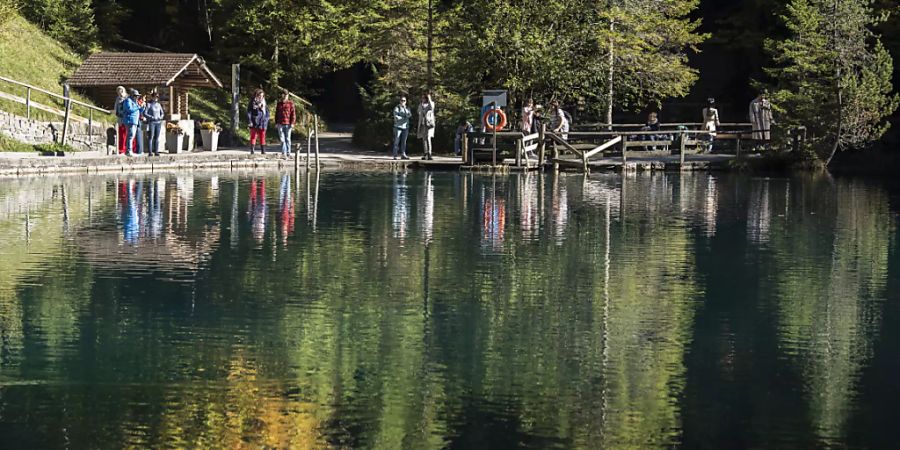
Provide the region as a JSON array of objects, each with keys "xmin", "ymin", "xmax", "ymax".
[{"xmin": 418, "ymin": 93, "xmax": 436, "ymax": 160}]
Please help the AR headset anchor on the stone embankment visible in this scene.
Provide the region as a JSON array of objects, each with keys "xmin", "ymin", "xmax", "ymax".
[{"xmin": 0, "ymin": 110, "xmax": 107, "ymax": 152}]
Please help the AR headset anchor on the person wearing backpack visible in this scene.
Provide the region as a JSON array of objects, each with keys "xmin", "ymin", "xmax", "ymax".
[
  {"xmin": 418, "ymin": 93, "xmax": 436, "ymax": 160},
  {"xmin": 247, "ymin": 89, "xmax": 269, "ymax": 154}
]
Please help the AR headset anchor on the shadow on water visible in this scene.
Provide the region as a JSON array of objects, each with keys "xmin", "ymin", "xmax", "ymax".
[{"xmin": 0, "ymin": 170, "xmax": 896, "ymax": 448}]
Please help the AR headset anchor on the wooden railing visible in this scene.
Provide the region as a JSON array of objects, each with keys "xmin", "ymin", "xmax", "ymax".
[{"xmin": 0, "ymin": 75, "xmax": 111, "ymax": 145}]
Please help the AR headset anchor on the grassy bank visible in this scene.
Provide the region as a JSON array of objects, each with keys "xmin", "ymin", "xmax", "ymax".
[{"xmin": 0, "ymin": 14, "xmax": 113, "ymax": 125}]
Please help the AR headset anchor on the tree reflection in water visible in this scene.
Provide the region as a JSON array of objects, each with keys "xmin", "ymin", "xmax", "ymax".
[{"xmin": 0, "ymin": 171, "xmax": 894, "ymax": 449}]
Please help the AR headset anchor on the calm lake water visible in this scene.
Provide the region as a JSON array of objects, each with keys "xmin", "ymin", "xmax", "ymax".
[{"xmin": 0, "ymin": 170, "xmax": 898, "ymax": 449}]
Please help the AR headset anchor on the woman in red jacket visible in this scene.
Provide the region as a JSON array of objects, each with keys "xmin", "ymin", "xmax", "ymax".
[{"xmin": 275, "ymin": 90, "xmax": 296, "ymax": 157}]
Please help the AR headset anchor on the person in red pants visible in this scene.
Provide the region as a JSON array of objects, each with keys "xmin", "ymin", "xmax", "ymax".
[
  {"xmin": 247, "ymin": 89, "xmax": 269, "ymax": 154},
  {"xmin": 114, "ymin": 86, "xmax": 129, "ymax": 154}
]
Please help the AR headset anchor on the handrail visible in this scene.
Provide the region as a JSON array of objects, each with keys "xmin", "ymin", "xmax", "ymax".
[{"xmin": 0, "ymin": 75, "xmax": 110, "ymax": 114}]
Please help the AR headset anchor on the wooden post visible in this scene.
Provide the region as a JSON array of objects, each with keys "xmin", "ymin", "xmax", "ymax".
[
  {"xmin": 88, "ymin": 109, "xmax": 93, "ymax": 139},
  {"xmin": 169, "ymin": 86, "xmax": 175, "ymax": 117},
  {"xmin": 306, "ymin": 129, "xmax": 311, "ymax": 169},
  {"xmin": 621, "ymin": 135, "xmax": 627, "ymax": 165},
  {"xmin": 184, "ymin": 91, "xmax": 190, "ymax": 120},
  {"xmin": 314, "ymin": 114, "xmax": 319, "ymax": 169},
  {"xmin": 736, "ymin": 136, "xmax": 742, "ymax": 158},
  {"xmin": 679, "ymin": 130, "xmax": 687, "ymax": 166},
  {"xmin": 231, "ymin": 64, "xmax": 240, "ymax": 145},
  {"xmin": 537, "ymin": 124, "xmax": 546, "ymax": 170},
  {"xmin": 294, "ymin": 137, "xmax": 299, "ymax": 172},
  {"xmin": 515, "ymin": 136, "xmax": 522, "ymax": 168},
  {"xmin": 492, "ymin": 114, "xmax": 497, "ymax": 167},
  {"xmin": 582, "ymin": 136, "xmax": 590, "ymax": 172},
  {"xmin": 61, "ymin": 83, "xmax": 71, "ymax": 146},
  {"xmin": 25, "ymin": 87, "xmax": 31, "ymax": 119},
  {"xmin": 462, "ymin": 131, "xmax": 468, "ymax": 165}
]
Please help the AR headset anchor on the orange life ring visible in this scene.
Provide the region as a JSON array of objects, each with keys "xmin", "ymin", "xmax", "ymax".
[{"xmin": 482, "ymin": 108, "xmax": 507, "ymax": 131}]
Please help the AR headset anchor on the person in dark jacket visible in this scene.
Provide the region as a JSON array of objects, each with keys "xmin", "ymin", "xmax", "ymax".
[
  {"xmin": 247, "ymin": 89, "xmax": 269, "ymax": 154},
  {"xmin": 274, "ymin": 90, "xmax": 297, "ymax": 157},
  {"xmin": 143, "ymin": 92, "xmax": 165, "ymax": 156}
]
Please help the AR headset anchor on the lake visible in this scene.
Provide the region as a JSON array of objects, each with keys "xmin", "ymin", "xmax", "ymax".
[{"xmin": 0, "ymin": 170, "xmax": 897, "ymax": 449}]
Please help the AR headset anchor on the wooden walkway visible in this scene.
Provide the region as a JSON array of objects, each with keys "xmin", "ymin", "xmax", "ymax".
[{"xmin": 0, "ymin": 131, "xmax": 748, "ymax": 177}]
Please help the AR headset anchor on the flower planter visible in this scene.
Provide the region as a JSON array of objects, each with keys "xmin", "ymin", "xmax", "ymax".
[
  {"xmin": 200, "ymin": 129, "xmax": 220, "ymax": 152},
  {"xmin": 166, "ymin": 132, "xmax": 184, "ymax": 154}
]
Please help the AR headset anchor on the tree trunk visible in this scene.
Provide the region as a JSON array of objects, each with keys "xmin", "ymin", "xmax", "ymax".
[
  {"xmin": 427, "ymin": 0, "xmax": 434, "ymax": 89},
  {"xmin": 272, "ymin": 38, "xmax": 280, "ymax": 87},
  {"xmin": 606, "ymin": 20, "xmax": 615, "ymax": 130},
  {"xmin": 824, "ymin": 0, "xmax": 842, "ymax": 167}
]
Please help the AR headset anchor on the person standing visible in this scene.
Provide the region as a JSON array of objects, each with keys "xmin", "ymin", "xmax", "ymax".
[
  {"xmin": 247, "ymin": 89, "xmax": 269, "ymax": 154},
  {"xmin": 114, "ymin": 86, "xmax": 129, "ymax": 155},
  {"xmin": 120, "ymin": 91, "xmax": 142, "ymax": 157},
  {"xmin": 132, "ymin": 90, "xmax": 145, "ymax": 155},
  {"xmin": 418, "ymin": 93, "xmax": 436, "ymax": 160},
  {"xmin": 702, "ymin": 98, "xmax": 720, "ymax": 152},
  {"xmin": 144, "ymin": 92, "xmax": 164, "ymax": 156},
  {"xmin": 749, "ymin": 91, "xmax": 774, "ymax": 141},
  {"xmin": 454, "ymin": 118, "xmax": 473, "ymax": 156},
  {"xmin": 520, "ymin": 98, "xmax": 535, "ymax": 134},
  {"xmin": 392, "ymin": 96, "xmax": 412, "ymax": 160},
  {"xmin": 550, "ymin": 100, "xmax": 569, "ymax": 140},
  {"xmin": 275, "ymin": 90, "xmax": 296, "ymax": 157}
]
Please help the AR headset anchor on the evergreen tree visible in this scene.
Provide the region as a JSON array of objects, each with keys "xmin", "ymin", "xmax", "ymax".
[
  {"xmin": 766, "ymin": 0, "xmax": 898, "ymax": 163},
  {"xmin": 19, "ymin": 0, "xmax": 98, "ymax": 54}
]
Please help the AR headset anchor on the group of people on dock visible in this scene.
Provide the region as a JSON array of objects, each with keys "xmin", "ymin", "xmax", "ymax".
[
  {"xmin": 389, "ymin": 89, "xmax": 774, "ymax": 158},
  {"xmin": 113, "ymin": 86, "xmax": 165, "ymax": 157}
]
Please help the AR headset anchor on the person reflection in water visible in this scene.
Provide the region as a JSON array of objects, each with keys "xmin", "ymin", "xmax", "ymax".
[
  {"xmin": 123, "ymin": 179, "xmax": 141, "ymax": 244},
  {"xmin": 248, "ymin": 179, "xmax": 267, "ymax": 243},
  {"xmin": 278, "ymin": 175, "xmax": 295, "ymax": 245},
  {"xmin": 392, "ymin": 172, "xmax": 409, "ymax": 240},
  {"xmin": 148, "ymin": 177, "xmax": 164, "ymax": 239}
]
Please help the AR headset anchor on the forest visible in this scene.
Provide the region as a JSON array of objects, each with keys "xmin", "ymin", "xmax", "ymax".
[{"xmin": 1, "ymin": 0, "xmax": 899, "ymax": 162}]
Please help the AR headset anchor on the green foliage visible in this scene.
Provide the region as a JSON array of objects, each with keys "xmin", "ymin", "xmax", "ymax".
[
  {"xmin": 18, "ymin": 0, "xmax": 98, "ymax": 54},
  {"xmin": 0, "ymin": 0, "xmax": 18, "ymax": 27},
  {"xmin": 0, "ymin": 132, "xmax": 35, "ymax": 152},
  {"xmin": 765, "ymin": 0, "xmax": 899, "ymax": 162}
]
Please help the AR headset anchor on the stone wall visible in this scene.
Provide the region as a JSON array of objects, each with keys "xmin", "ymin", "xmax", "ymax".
[{"xmin": 0, "ymin": 110, "xmax": 108, "ymax": 152}]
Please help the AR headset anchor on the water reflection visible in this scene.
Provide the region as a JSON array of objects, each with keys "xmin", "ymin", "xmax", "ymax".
[{"xmin": 0, "ymin": 171, "xmax": 895, "ymax": 449}]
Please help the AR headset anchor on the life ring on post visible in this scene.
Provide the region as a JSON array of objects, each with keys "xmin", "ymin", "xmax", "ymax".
[{"xmin": 481, "ymin": 108, "xmax": 507, "ymax": 131}]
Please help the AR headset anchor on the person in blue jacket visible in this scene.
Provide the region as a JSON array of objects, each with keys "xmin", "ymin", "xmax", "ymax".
[{"xmin": 120, "ymin": 91, "xmax": 142, "ymax": 156}]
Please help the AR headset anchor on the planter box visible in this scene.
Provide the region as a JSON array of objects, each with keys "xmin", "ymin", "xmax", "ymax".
[
  {"xmin": 166, "ymin": 132, "xmax": 184, "ymax": 154},
  {"xmin": 200, "ymin": 129, "xmax": 220, "ymax": 151}
]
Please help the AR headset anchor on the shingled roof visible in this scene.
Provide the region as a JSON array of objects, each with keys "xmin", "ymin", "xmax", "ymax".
[{"xmin": 67, "ymin": 52, "xmax": 223, "ymax": 88}]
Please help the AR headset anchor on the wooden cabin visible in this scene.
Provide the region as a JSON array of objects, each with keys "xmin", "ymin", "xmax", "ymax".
[{"xmin": 66, "ymin": 52, "xmax": 224, "ymax": 119}]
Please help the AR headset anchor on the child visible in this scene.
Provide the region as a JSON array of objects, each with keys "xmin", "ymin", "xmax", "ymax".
[{"xmin": 454, "ymin": 118, "xmax": 473, "ymax": 156}]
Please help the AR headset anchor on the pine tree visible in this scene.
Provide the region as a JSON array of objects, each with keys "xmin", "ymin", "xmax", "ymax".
[
  {"xmin": 766, "ymin": 0, "xmax": 898, "ymax": 164},
  {"xmin": 19, "ymin": 0, "xmax": 98, "ymax": 54}
]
